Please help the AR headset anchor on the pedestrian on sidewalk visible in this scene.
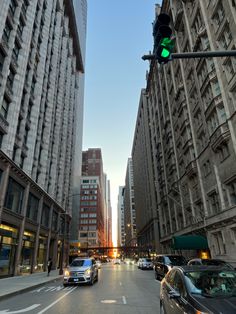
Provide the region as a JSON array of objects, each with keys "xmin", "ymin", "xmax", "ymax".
[{"xmin": 47, "ymin": 258, "xmax": 52, "ymax": 276}]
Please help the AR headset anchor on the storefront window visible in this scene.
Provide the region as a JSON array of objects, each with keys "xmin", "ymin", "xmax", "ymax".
[
  {"xmin": 41, "ymin": 204, "xmax": 50, "ymax": 227},
  {"xmin": 4, "ymin": 177, "xmax": 24, "ymax": 214},
  {"xmin": 26, "ymin": 193, "xmax": 39, "ymax": 221},
  {"xmin": 0, "ymin": 224, "xmax": 18, "ymax": 277},
  {"xmin": 35, "ymin": 236, "xmax": 47, "ymax": 272},
  {"xmin": 52, "ymin": 211, "xmax": 58, "ymax": 231},
  {"xmin": 20, "ymin": 231, "xmax": 35, "ymax": 274}
]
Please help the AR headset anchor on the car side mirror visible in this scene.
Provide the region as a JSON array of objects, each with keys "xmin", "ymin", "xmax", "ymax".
[{"xmin": 168, "ymin": 290, "xmax": 181, "ymax": 299}]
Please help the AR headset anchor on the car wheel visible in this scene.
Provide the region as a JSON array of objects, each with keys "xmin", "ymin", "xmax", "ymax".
[
  {"xmin": 89, "ymin": 276, "xmax": 94, "ymax": 285},
  {"xmin": 160, "ymin": 302, "xmax": 166, "ymax": 314},
  {"xmin": 96, "ymin": 273, "xmax": 98, "ymax": 282},
  {"xmin": 63, "ymin": 283, "xmax": 68, "ymax": 287}
]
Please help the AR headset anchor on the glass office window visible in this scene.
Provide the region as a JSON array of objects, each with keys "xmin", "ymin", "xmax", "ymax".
[
  {"xmin": 4, "ymin": 177, "xmax": 24, "ymax": 214},
  {"xmin": 26, "ymin": 193, "xmax": 39, "ymax": 221}
]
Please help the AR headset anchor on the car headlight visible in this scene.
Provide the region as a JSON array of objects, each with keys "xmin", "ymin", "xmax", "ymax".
[
  {"xmin": 64, "ymin": 270, "xmax": 70, "ymax": 276},
  {"xmin": 85, "ymin": 268, "xmax": 92, "ymax": 276}
]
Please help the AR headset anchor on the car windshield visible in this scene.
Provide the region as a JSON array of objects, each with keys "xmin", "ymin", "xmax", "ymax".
[
  {"xmin": 70, "ymin": 259, "xmax": 92, "ymax": 267},
  {"xmin": 165, "ymin": 256, "xmax": 186, "ymax": 265},
  {"xmin": 143, "ymin": 258, "xmax": 152, "ymax": 262},
  {"xmin": 185, "ymin": 270, "xmax": 236, "ymax": 297}
]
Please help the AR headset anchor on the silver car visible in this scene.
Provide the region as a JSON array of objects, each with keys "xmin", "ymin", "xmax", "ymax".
[
  {"xmin": 63, "ymin": 258, "xmax": 98, "ymax": 286},
  {"xmin": 137, "ymin": 258, "xmax": 153, "ymax": 270}
]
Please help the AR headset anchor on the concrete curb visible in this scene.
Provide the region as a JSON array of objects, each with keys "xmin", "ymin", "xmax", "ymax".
[{"xmin": 0, "ymin": 277, "xmax": 62, "ymax": 302}]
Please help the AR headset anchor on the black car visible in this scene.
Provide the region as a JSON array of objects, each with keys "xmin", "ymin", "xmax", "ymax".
[
  {"xmin": 160, "ymin": 265, "xmax": 236, "ymax": 314},
  {"xmin": 154, "ymin": 254, "xmax": 187, "ymax": 280},
  {"xmin": 187, "ymin": 258, "xmax": 235, "ymax": 270}
]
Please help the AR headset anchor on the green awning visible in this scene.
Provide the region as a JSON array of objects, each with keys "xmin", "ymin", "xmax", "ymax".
[{"xmin": 172, "ymin": 235, "xmax": 208, "ymax": 250}]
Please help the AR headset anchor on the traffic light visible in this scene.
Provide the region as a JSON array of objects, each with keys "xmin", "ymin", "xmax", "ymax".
[{"xmin": 153, "ymin": 13, "xmax": 175, "ymax": 63}]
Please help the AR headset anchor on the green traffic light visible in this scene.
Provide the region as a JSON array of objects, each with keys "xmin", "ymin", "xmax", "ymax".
[{"xmin": 161, "ymin": 48, "xmax": 170, "ymax": 58}]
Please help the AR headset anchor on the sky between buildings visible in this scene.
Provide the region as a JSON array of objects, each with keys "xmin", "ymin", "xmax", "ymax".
[{"xmin": 83, "ymin": 0, "xmax": 161, "ymax": 245}]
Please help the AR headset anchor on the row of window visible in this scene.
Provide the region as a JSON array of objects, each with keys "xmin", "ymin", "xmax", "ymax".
[{"xmin": 1, "ymin": 174, "xmax": 65, "ymax": 230}]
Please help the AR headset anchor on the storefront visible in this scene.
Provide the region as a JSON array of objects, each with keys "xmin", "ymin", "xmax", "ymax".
[
  {"xmin": 36, "ymin": 235, "xmax": 48, "ymax": 272},
  {"xmin": 0, "ymin": 224, "xmax": 18, "ymax": 277},
  {"xmin": 20, "ymin": 231, "xmax": 35, "ymax": 274}
]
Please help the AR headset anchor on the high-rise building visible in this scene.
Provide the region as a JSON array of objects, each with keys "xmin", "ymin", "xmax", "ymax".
[
  {"xmin": 117, "ymin": 186, "xmax": 125, "ymax": 247},
  {"xmin": 124, "ymin": 158, "xmax": 137, "ymax": 246},
  {"xmin": 0, "ymin": 0, "xmax": 87, "ymax": 277},
  {"xmin": 133, "ymin": 0, "xmax": 236, "ymax": 264},
  {"xmin": 78, "ymin": 148, "xmax": 109, "ymax": 249}
]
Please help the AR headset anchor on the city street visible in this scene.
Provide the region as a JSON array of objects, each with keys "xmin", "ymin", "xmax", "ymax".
[{"xmin": 0, "ymin": 263, "xmax": 160, "ymax": 314}]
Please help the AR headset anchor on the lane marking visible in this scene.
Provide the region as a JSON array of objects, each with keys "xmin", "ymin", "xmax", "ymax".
[
  {"xmin": 122, "ymin": 296, "xmax": 127, "ymax": 304},
  {"xmin": 0, "ymin": 304, "xmax": 40, "ymax": 314},
  {"xmin": 119, "ymin": 282, "xmax": 122, "ymax": 286},
  {"xmin": 36, "ymin": 286, "xmax": 77, "ymax": 314},
  {"xmin": 101, "ymin": 300, "xmax": 117, "ymax": 304}
]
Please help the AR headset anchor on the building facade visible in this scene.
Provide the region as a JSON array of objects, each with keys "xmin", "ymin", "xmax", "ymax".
[
  {"xmin": 133, "ymin": 0, "xmax": 236, "ymax": 264},
  {"xmin": 117, "ymin": 186, "xmax": 125, "ymax": 247},
  {"xmin": 78, "ymin": 176, "xmax": 104, "ymax": 249},
  {"xmin": 0, "ymin": 0, "xmax": 86, "ymax": 277},
  {"xmin": 132, "ymin": 90, "xmax": 160, "ymax": 253},
  {"xmin": 123, "ymin": 158, "xmax": 137, "ymax": 246},
  {"xmin": 79, "ymin": 148, "xmax": 108, "ymax": 249}
]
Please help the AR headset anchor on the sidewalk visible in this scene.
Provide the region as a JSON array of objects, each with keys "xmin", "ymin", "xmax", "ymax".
[{"xmin": 0, "ymin": 270, "xmax": 63, "ymax": 301}]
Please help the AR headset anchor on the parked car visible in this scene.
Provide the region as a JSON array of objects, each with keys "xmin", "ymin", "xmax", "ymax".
[
  {"xmin": 124, "ymin": 258, "xmax": 135, "ymax": 265},
  {"xmin": 154, "ymin": 254, "xmax": 187, "ymax": 280},
  {"xmin": 137, "ymin": 258, "xmax": 153, "ymax": 270},
  {"xmin": 95, "ymin": 260, "xmax": 102, "ymax": 269},
  {"xmin": 63, "ymin": 257, "xmax": 98, "ymax": 286},
  {"xmin": 187, "ymin": 258, "xmax": 234, "ymax": 270},
  {"xmin": 113, "ymin": 258, "xmax": 121, "ymax": 265},
  {"xmin": 160, "ymin": 265, "xmax": 236, "ymax": 314}
]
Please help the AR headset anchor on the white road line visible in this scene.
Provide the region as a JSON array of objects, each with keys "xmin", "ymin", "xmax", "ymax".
[
  {"xmin": 122, "ymin": 296, "xmax": 127, "ymax": 304},
  {"xmin": 36, "ymin": 286, "xmax": 77, "ymax": 314}
]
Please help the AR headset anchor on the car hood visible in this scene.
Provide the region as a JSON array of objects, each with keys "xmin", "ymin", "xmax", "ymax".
[
  {"xmin": 193, "ymin": 295, "xmax": 236, "ymax": 314},
  {"xmin": 68, "ymin": 266, "xmax": 90, "ymax": 271}
]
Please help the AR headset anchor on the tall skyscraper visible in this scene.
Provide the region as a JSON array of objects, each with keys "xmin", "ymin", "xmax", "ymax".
[
  {"xmin": 117, "ymin": 186, "xmax": 125, "ymax": 247},
  {"xmin": 0, "ymin": 0, "xmax": 87, "ymax": 277},
  {"xmin": 78, "ymin": 148, "xmax": 110, "ymax": 250},
  {"xmin": 133, "ymin": 0, "xmax": 236, "ymax": 264},
  {"xmin": 124, "ymin": 158, "xmax": 137, "ymax": 246}
]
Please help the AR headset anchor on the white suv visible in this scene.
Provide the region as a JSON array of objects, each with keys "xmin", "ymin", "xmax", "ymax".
[
  {"xmin": 63, "ymin": 258, "xmax": 98, "ymax": 286},
  {"xmin": 137, "ymin": 258, "xmax": 153, "ymax": 270}
]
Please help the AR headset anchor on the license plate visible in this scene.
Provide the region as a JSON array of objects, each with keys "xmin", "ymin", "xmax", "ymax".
[{"xmin": 73, "ymin": 278, "xmax": 79, "ymax": 282}]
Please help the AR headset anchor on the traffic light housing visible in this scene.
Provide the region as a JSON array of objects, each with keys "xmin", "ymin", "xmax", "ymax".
[{"xmin": 153, "ymin": 13, "xmax": 174, "ymax": 63}]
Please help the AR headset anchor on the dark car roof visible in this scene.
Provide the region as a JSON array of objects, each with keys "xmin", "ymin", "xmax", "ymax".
[
  {"xmin": 174, "ymin": 265, "xmax": 236, "ymax": 272},
  {"xmin": 156, "ymin": 254, "xmax": 185, "ymax": 257}
]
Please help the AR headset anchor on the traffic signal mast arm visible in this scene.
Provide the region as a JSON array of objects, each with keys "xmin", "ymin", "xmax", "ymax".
[{"xmin": 142, "ymin": 50, "xmax": 236, "ymax": 61}]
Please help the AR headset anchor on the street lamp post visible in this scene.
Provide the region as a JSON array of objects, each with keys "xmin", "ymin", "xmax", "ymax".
[
  {"xmin": 59, "ymin": 213, "xmax": 68, "ymax": 275},
  {"xmin": 58, "ymin": 192, "xmax": 81, "ymax": 275}
]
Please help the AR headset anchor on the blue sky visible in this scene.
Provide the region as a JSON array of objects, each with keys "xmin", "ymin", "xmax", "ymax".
[{"xmin": 83, "ymin": 0, "xmax": 161, "ymax": 243}]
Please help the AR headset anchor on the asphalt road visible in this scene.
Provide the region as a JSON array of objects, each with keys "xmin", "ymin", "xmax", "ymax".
[{"xmin": 0, "ymin": 263, "xmax": 161, "ymax": 314}]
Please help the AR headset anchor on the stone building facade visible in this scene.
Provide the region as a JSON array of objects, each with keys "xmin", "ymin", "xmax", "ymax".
[
  {"xmin": 133, "ymin": 0, "xmax": 236, "ymax": 264},
  {"xmin": 0, "ymin": 0, "xmax": 86, "ymax": 276}
]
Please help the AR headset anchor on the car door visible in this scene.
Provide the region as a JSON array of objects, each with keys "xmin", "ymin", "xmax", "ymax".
[
  {"xmin": 161, "ymin": 269, "xmax": 177, "ymax": 314},
  {"xmin": 168, "ymin": 270, "xmax": 189, "ymax": 314}
]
